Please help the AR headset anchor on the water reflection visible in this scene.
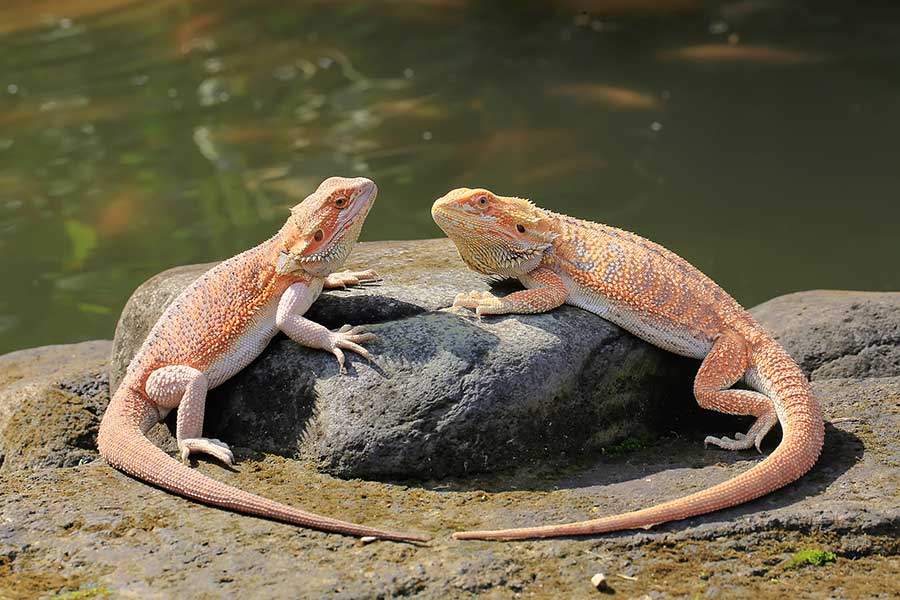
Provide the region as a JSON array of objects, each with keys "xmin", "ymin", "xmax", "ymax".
[
  {"xmin": 0, "ymin": 0, "xmax": 898, "ymax": 353},
  {"xmin": 546, "ymin": 83, "xmax": 663, "ymax": 110},
  {"xmin": 658, "ymin": 43, "xmax": 824, "ymax": 64}
]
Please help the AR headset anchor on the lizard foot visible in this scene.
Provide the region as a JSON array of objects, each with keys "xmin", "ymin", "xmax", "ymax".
[
  {"xmin": 179, "ymin": 437, "xmax": 235, "ymax": 466},
  {"xmin": 324, "ymin": 269, "xmax": 382, "ymax": 289},
  {"xmin": 452, "ymin": 291, "xmax": 503, "ymax": 317},
  {"xmin": 704, "ymin": 410, "xmax": 779, "ymax": 453},
  {"xmin": 328, "ymin": 324, "xmax": 376, "ymax": 374}
]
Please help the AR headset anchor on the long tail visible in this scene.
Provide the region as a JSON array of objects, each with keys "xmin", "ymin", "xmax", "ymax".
[
  {"xmin": 454, "ymin": 340, "xmax": 824, "ymax": 540},
  {"xmin": 98, "ymin": 386, "xmax": 428, "ymax": 543}
]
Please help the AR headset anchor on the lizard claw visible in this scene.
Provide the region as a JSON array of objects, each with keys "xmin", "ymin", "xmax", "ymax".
[
  {"xmin": 179, "ymin": 437, "xmax": 235, "ymax": 466},
  {"xmin": 325, "ymin": 269, "xmax": 382, "ymax": 289},
  {"xmin": 329, "ymin": 324, "xmax": 376, "ymax": 373},
  {"xmin": 452, "ymin": 291, "xmax": 503, "ymax": 316},
  {"xmin": 703, "ymin": 428, "xmax": 766, "ymax": 452},
  {"xmin": 703, "ymin": 408, "xmax": 778, "ymax": 453}
]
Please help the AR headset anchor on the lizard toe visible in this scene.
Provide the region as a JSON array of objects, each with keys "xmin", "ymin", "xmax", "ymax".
[
  {"xmin": 179, "ymin": 437, "xmax": 235, "ymax": 466},
  {"xmin": 704, "ymin": 433, "xmax": 757, "ymax": 452}
]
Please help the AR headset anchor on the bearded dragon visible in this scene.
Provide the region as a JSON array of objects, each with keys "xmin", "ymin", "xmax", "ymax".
[
  {"xmin": 97, "ymin": 177, "xmax": 426, "ymax": 543},
  {"xmin": 432, "ymin": 188, "xmax": 824, "ymax": 541}
]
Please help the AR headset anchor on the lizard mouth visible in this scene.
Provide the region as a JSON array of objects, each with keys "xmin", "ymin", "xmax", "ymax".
[
  {"xmin": 330, "ymin": 183, "xmax": 376, "ymax": 241},
  {"xmin": 432, "ymin": 204, "xmax": 554, "ymax": 277},
  {"xmin": 279, "ymin": 183, "xmax": 377, "ymax": 274},
  {"xmin": 315, "ymin": 183, "xmax": 375, "ymax": 258}
]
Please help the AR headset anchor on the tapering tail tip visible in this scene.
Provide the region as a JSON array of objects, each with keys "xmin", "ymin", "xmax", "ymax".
[
  {"xmin": 384, "ymin": 531, "xmax": 431, "ymax": 545},
  {"xmin": 453, "ymin": 530, "xmax": 522, "ymax": 541}
]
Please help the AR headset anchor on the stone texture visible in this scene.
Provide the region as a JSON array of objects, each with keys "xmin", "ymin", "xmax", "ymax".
[
  {"xmin": 751, "ymin": 290, "xmax": 900, "ymax": 381},
  {"xmin": 0, "ymin": 341, "xmax": 112, "ymax": 472},
  {"xmin": 1, "ymin": 259, "xmax": 899, "ymax": 597},
  {"xmin": 0, "ymin": 363, "xmax": 897, "ymax": 599},
  {"xmin": 110, "ymin": 238, "xmax": 696, "ymax": 479}
]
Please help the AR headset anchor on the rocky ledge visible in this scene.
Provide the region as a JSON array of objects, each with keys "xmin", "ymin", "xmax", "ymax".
[{"xmin": 0, "ymin": 239, "xmax": 897, "ymax": 599}]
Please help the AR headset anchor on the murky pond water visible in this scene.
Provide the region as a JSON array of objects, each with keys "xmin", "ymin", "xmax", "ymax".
[{"xmin": 1, "ymin": 0, "xmax": 898, "ymax": 353}]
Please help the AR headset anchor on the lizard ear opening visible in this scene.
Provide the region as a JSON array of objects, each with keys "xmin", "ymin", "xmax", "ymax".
[
  {"xmin": 314, "ymin": 229, "xmax": 324, "ymax": 242},
  {"xmin": 516, "ymin": 224, "xmax": 526, "ymax": 233}
]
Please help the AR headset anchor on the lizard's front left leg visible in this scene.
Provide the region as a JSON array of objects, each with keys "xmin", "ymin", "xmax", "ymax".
[
  {"xmin": 145, "ymin": 365, "xmax": 235, "ymax": 465},
  {"xmin": 324, "ymin": 269, "xmax": 381, "ymax": 289},
  {"xmin": 276, "ymin": 282, "xmax": 376, "ymax": 373},
  {"xmin": 453, "ymin": 267, "xmax": 568, "ymax": 317}
]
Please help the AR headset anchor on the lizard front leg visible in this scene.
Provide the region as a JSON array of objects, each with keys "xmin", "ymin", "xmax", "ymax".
[
  {"xmin": 324, "ymin": 269, "xmax": 381, "ymax": 289},
  {"xmin": 453, "ymin": 267, "xmax": 568, "ymax": 317},
  {"xmin": 276, "ymin": 282, "xmax": 376, "ymax": 373},
  {"xmin": 145, "ymin": 365, "xmax": 235, "ymax": 465}
]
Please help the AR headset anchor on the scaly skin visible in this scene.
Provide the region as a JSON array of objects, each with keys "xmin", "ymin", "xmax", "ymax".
[
  {"xmin": 432, "ymin": 188, "xmax": 824, "ymax": 541},
  {"xmin": 98, "ymin": 177, "xmax": 427, "ymax": 543}
]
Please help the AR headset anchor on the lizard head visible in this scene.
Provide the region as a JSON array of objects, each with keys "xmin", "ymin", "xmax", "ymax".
[
  {"xmin": 431, "ymin": 187, "xmax": 557, "ymax": 277},
  {"xmin": 277, "ymin": 176, "xmax": 377, "ymax": 276}
]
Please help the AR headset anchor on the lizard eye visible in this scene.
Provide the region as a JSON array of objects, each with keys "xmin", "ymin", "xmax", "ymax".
[
  {"xmin": 314, "ymin": 229, "xmax": 324, "ymax": 241},
  {"xmin": 477, "ymin": 196, "xmax": 487, "ymax": 206},
  {"xmin": 516, "ymin": 224, "xmax": 526, "ymax": 233},
  {"xmin": 334, "ymin": 197, "xmax": 348, "ymax": 208}
]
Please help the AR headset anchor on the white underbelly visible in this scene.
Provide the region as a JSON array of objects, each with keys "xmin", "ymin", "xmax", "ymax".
[
  {"xmin": 533, "ymin": 273, "xmax": 714, "ymax": 360},
  {"xmin": 204, "ymin": 302, "xmax": 280, "ymax": 389}
]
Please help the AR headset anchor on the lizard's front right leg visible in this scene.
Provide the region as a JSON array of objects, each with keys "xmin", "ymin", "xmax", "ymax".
[
  {"xmin": 276, "ymin": 282, "xmax": 376, "ymax": 373},
  {"xmin": 453, "ymin": 267, "xmax": 568, "ymax": 317},
  {"xmin": 145, "ymin": 365, "xmax": 235, "ymax": 465}
]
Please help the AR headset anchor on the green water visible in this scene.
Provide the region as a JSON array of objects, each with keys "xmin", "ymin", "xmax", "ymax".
[{"xmin": 1, "ymin": 0, "xmax": 898, "ymax": 354}]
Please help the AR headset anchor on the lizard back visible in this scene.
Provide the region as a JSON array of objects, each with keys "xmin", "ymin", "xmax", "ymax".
[
  {"xmin": 128, "ymin": 235, "xmax": 297, "ymax": 386},
  {"xmin": 544, "ymin": 211, "xmax": 758, "ymax": 358}
]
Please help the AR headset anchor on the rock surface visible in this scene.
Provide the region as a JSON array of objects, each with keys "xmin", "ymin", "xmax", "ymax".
[
  {"xmin": 0, "ymin": 341, "xmax": 111, "ymax": 472},
  {"xmin": 0, "ymin": 342, "xmax": 898, "ymax": 598},
  {"xmin": 1, "ymin": 238, "xmax": 898, "ymax": 599},
  {"xmin": 110, "ymin": 239, "xmax": 698, "ymax": 479},
  {"xmin": 752, "ymin": 290, "xmax": 900, "ymax": 381}
]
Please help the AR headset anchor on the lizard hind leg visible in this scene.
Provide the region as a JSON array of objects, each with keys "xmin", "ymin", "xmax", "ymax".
[
  {"xmin": 702, "ymin": 392, "xmax": 778, "ymax": 452},
  {"xmin": 694, "ymin": 331, "xmax": 779, "ymax": 453},
  {"xmin": 145, "ymin": 365, "xmax": 234, "ymax": 466}
]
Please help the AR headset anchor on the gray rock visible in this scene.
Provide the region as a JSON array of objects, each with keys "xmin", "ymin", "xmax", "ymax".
[
  {"xmin": 750, "ymin": 290, "xmax": 900, "ymax": 381},
  {"xmin": 0, "ymin": 341, "xmax": 111, "ymax": 472},
  {"xmin": 110, "ymin": 238, "xmax": 695, "ymax": 479},
  {"xmin": 222, "ymin": 308, "xmax": 692, "ymax": 479},
  {"xmin": 0, "ymin": 340, "xmax": 176, "ymax": 472},
  {"xmin": 106, "ymin": 244, "xmax": 900, "ymax": 480}
]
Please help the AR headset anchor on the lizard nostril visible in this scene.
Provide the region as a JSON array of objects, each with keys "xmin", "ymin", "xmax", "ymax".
[{"xmin": 516, "ymin": 224, "xmax": 525, "ymax": 233}]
